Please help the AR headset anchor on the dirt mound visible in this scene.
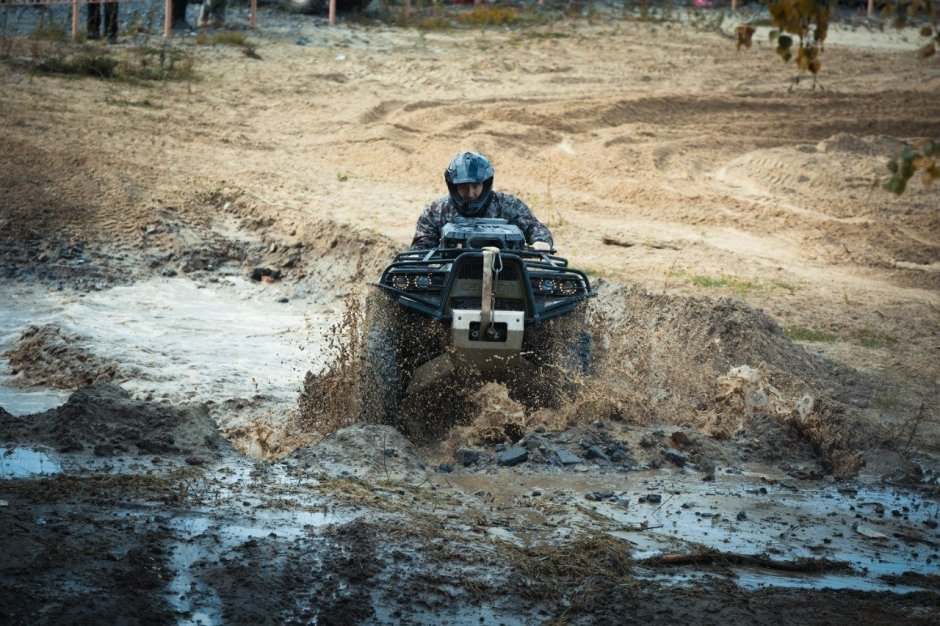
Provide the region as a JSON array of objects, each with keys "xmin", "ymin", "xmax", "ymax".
[
  {"xmin": 285, "ymin": 422, "xmax": 428, "ymax": 482},
  {"xmin": 589, "ymin": 285, "xmax": 889, "ymax": 472},
  {"xmin": 4, "ymin": 324, "xmax": 131, "ymax": 390},
  {"xmin": 1, "ymin": 383, "xmax": 234, "ymax": 461}
]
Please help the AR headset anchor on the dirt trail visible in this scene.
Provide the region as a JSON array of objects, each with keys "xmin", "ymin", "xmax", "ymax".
[{"xmin": 1, "ymin": 5, "xmax": 939, "ymax": 624}]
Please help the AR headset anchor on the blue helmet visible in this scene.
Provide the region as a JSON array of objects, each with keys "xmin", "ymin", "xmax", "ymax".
[{"xmin": 444, "ymin": 151, "xmax": 494, "ymax": 216}]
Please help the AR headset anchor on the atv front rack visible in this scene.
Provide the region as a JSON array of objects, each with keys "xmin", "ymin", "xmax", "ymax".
[{"xmin": 374, "ymin": 246, "xmax": 596, "ymax": 324}]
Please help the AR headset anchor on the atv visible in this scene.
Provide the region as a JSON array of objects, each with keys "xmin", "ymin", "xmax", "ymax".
[{"xmin": 360, "ymin": 217, "xmax": 596, "ymax": 434}]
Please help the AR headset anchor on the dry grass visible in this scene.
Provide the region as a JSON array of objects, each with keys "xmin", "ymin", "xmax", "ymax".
[
  {"xmin": 1, "ymin": 38, "xmax": 196, "ymax": 82},
  {"xmin": 502, "ymin": 532, "xmax": 635, "ymax": 601},
  {"xmin": 1, "ymin": 467, "xmax": 207, "ymax": 504}
]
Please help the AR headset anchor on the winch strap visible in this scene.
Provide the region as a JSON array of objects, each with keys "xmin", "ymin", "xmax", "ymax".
[{"xmin": 481, "ymin": 247, "xmax": 498, "ymax": 339}]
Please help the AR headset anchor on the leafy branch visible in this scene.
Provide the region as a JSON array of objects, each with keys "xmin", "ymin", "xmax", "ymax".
[{"xmin": 882, "ymin": 138, "xmax": 940, "ymax": 195}]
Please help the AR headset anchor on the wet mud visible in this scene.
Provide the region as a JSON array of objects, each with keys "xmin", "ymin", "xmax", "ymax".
[{"xmin": 3, "ymin": 5, "xmax": 940, "ymax": 624}]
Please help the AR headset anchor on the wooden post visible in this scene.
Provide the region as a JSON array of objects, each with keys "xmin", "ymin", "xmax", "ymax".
[
  {"xmin": 250, "ymin": 0, "xmax": 257, "ymax": 28},
  {"xmin": 404, "ymin": 0, "xmax": 410, "ymax": 20},
  {"xmin": 329, "ymin": 0, "xmax": 336, "ymax": 26},
  {"xmin": 867, "ymin": 0, "xmax": 874, "ymax": 17},
  {"xmin": 731, "ymin": 0, "xmax": 737, "ymax": 9},
  {"xmin": 71, "ymin": 0, "xmax": 79, "ymax": 41},
  {"xmin": 164, "ymin": 0, "xmax": 173, "ymax": 36}
]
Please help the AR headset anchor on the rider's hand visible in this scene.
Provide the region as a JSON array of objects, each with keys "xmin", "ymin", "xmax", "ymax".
[{"xmin": 532, "ymin": 241, "xmax": 551, "ymax": 251}]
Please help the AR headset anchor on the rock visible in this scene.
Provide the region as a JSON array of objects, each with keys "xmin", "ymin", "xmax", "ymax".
[
  {"xmin": 93, "ymin": 443, "xmax": 114, "ymax": 457},
  {"xmin": 161, "ymin": 267, "xmax": 177, "ymax": 277},
  {"xmin": 436, "ymin": 464, "xmax": 453, "ymax": 473},
  {"xmin": 736, "ymin": 511, "xmax": 747, "ymax": 521},
  {"xmin": 249, "ymin": 267, "xmax": 282, "ymax": 282},
  {"xmin": 456, "ymin": 448, "xmax": 484, "ymax": 467},
  {"xmin": 671, "ymin": 431, "xmax": 691, "ymax": 448},
  {"xmin": 584, "ymin": 445, "xmax": 610, "ymax": 463},
  {"xmin": 586, "ymin": 490, "xmax": 614, "ymax": 502},
  {"xmin": 640, "ymin": 432, "xmax": 660, "ymax": 448},
  {"xmin": 497, "ymin": 446, "xmax": 528, "ymax": 467},
  {"xmin": 664, "ymin": 450, "xmax": 686, "ymax": 467},
  {"xmin": 643, "ymin": 493, "xmax": 662, "ymax": 504},
  {"xmin": 58, "ymin": 438, "xmax": 84, "ymax": 453},
  {"xmin": 553, "ymin": 449, "xmax": 582, "ymax": 466}
]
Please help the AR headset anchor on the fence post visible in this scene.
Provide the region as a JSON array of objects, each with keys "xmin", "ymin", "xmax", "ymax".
[
  {"xmin": 164, "ymin": 0, "xmax": 172, "ymax": 36},
  {"xmin": 72, "ymin": 0, "xmax": 79, "ymax": 41},
  {"xmin": 250, "ymin": 0, "xmax": 257, "ymax": 28}
]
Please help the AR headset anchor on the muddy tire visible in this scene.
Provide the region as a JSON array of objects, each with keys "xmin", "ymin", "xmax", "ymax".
[
  {"xmin": 359, "ymin": 290, "xmax": 446, "ymax": 431},
  {"xmin": 516, "ymin": 304, "xmax": 594, "ymax": 407},
  {"xmin": 360, "ymin": 290, "xmax": 407, "ymax": 429}
]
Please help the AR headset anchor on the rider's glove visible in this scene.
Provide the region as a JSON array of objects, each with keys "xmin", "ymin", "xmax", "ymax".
[{"xmin": 532, "ymin": 241, "xmax": 551, "ymax": 251}]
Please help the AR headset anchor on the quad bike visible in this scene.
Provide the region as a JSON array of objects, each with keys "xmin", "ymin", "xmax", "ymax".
[{"xmin": 360, "ymin": 217, "xmax": 596, "ymax": 433}]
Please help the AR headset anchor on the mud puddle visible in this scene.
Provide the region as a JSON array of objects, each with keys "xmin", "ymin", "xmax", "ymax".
[
  {"xmin": 0, "ymin": 278, "xmax": 337, "ymax": 415},
  {"xmin": 0, "ymin": 447, "xmax": 61, "ymax": 478},
  {"xmin": 445, "ymin": 467, "xmax": 940, "ymax": 594}
]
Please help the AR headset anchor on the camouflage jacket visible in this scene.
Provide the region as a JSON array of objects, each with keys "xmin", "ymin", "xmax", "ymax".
[{"xmin": 410, "ymin": 191, "xmax": 554, "ymax": 250}]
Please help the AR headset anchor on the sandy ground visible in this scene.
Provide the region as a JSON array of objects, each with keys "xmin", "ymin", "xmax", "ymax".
[{"xmin": 1, "ymin": 3, "xmax": 940, "ymax": 624}]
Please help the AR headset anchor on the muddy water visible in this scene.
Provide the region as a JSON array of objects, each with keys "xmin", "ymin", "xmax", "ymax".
[
  {"xmin": 0, "ymin": 447, "xmax": 61, "ymax": 478},
  {"xmin": 446, "ymin": 467, "xmax": 940, "ymax": 593},
  {"xmin": 0, "ymin": 278, "xmax": 337, "ymax": 415}
]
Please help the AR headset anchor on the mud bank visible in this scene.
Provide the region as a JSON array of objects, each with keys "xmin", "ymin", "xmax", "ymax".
[{"xmin": 2, "ymin": 387, "xmax": 939, "ymax": 625}]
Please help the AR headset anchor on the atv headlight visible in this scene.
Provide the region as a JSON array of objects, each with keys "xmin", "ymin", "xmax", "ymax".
[
  {"xmin": 536, "ymin": 278, "xmax": 557, "ymax": 293},
  {"xmin": 388, "ymin": 272, "xmax": 440, "ymax": 292},
  {"xmin": 558, "ymin": 279, "xmax": 579, "ymax": 295},
  {"xmin": 534, "ymin": 276, "xmax": 582, "ymax": 296},
  {"xmin": 391, "ymin": 274, "xmax": 411, "ymax": 290}
]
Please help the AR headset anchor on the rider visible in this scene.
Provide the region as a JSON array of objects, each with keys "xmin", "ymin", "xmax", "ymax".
[{"xmin": 410, "ymin": 151, "xmax": 554, "ymax": 250}]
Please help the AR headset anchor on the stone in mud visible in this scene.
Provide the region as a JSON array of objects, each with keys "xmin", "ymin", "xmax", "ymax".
[
  {"xmin": 584, "ymin": 444, "xmax": 610, "ymax": 463},
  {"xmin": 664, "ymin": 450, "xmax": 686, "ymax": 467},
  {"xmin": 497, "ymin": 446, "xmax": 528, "ymax": 467},
  {"xmin": 554, "ymin": 449, "xmax": 583, "ymax": 466},
  {"xmin": 643, "ymin": 493, "xmax": 662, "ymax": 504},
  {"xmin": 456, "ymin": 448, "xmax": 484, "ymax": 466},
  {"xmin": 250, "ymin": 267, "xmax": 282, "ymax": 282}
]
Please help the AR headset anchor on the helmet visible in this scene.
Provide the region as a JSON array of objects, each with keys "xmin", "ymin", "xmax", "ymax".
[{"xmin": 444, "ymin": 151, "xmax": 494, "ymax": 217}]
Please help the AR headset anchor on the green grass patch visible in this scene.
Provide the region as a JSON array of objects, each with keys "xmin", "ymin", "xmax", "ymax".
[
  {"xmin": 36, "ymin": 52, "xmax": 120, "ymax": 78},
  {"xmin": 691, "ymin": 274, "xmax": 758, "ymax": 293},
  {"xmin": 852, "ymin": 326, "xmax": 899, "ymax": 349},
  {"xmin": 3, "ymin": 41, "xmax": 196, "ymax": 82},
  {"xmin": 785, "ymin": 326, "xmax": 838, "ymax": 343}
]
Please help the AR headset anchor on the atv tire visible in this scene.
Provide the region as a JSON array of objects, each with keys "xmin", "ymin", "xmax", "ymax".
[
  {"xmin": 516, "ymin": 304, "xmax": 593, "ymax": 408},
  {"xmin": 360, "ymin": 290, "xmax": 408, "ymax": 430},
  {"xmin": 359, "ymin": 290, "xmax": 447, "ymax": 431}
]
